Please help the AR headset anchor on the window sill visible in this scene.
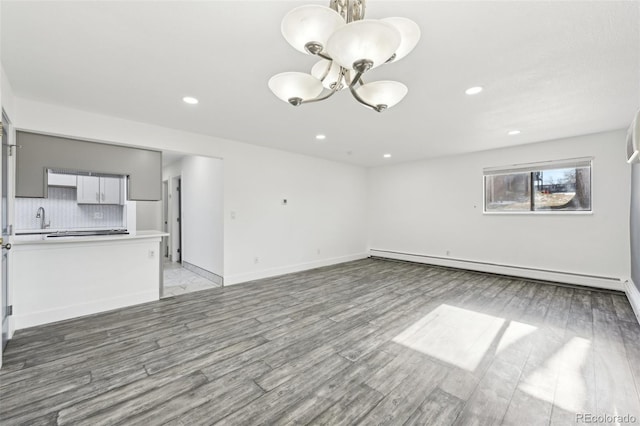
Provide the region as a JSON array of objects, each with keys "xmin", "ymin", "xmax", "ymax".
[{"xmin": 483, "ymin": 210, "xmax": 593, "ymax": 216}]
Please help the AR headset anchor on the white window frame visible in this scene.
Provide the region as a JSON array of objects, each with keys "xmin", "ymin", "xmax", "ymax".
[{"xmin": 483, "ymin": 157, "xmax": 593, "ymax": 215}]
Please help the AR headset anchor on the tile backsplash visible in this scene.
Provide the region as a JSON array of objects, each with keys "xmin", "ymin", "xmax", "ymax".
[{"xmin": 16, "ymin": 187, "xmax": 125, "ymax": 231}]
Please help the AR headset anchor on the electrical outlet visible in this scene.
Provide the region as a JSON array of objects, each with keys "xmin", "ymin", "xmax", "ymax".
[
  {"xmin": 317, "ymin": 248, "xmax": 321, "ymax": 255},
  {"xmin": 446, "ymin": 250, "xmax": 451, "ymax": 256},
  {"xmin": 230, "ymin": 211, "xmax": 237, "ymax": 220},
  {"xmin": 94, "ymin": 212, "xmax": 104, "ymax": 219},
  {"xmin": 254, "ymin": 256, "xmax": 259, "ymax": 264},
  {"xmin": 149, "ymin": 249, "xmax": 155, "ymax": 258}
]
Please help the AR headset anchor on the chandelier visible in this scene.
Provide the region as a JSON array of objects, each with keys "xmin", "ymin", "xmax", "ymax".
[{"xmin": 268, "ymin": 0, "xmax": 420, "ymax": 112}]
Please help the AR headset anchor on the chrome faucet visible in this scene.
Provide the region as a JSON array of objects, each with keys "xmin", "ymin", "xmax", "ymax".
[{"xmin": 36, "ymin": 207, "xmax": 50, "ymax": 229}]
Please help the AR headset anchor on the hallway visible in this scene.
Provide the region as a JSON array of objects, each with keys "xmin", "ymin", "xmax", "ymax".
[{"xmin": 162, "ymin": 260, "xmax": 220, "ymax": 297}]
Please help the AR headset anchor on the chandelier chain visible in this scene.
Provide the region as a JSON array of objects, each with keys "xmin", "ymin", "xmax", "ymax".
[{"xmin": 330, "ymin": 0, "xmax": 365, "ymax": 23}]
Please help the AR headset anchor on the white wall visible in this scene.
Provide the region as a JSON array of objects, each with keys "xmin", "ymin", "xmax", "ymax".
[
  {"xmin": 224, "ymin": 144, "xmax": 369, "ymax": 284},
  {"xmin": 1, "ymin": 65, "xmax": 16, "ymax": 120},
  {"xmin": 181, "ymin": 156, "xmax": 224, "ymax": 276},
  {"xmin": 368, "ymin": 130, "xmax": 630, "ymax": 289},
  {"xmin": 162, "ymin": 160, "xmax": 182, "ymax": 184},
  {"xmin": 135, "ymin": 201, "xmax": 162, "ymax": 231},
  {"xmin": 13, "ymin": 98, "xmax": 369, "ymax": 285}
]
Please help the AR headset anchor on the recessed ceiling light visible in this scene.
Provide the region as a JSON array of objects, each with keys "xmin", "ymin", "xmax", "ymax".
[
  {"xmin": 182, "ymin": 96, "xmax": 199, "ymax": 105},
  {"xmin": 465, "ymin": 86, "xmax": 483, "ymax": 95},
  {"xmin": 383, "ymin": 154, "xmax": 392, "ymax": 158},
  {"xmin": 315, "ymin": 134, "xmax": 326, "ymax": 140},
  {"xmin": 508, "ymin": 130, "xmax": 521, "ymax": 135}
]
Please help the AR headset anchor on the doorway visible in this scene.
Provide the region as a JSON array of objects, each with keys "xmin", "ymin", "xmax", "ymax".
[{"xmin": 161, "ymin": 155, "xmax": 223, "ymax": 298}]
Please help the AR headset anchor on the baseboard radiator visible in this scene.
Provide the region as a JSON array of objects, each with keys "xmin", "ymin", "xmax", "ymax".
[{"xmin": 369, "ymin": 248, "xmax": 624, "ymax": 292}]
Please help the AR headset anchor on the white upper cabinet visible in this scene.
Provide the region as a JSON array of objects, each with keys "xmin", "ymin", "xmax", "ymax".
[
  {"xmin": 77, "ymin": 176, "xmax": 101, "ymax": 204},
  {"xmin": 100, "ymin": 177, "xmax": 122, "ymax": 204},
  {"xmin": 77, "ymin": 176, "xmax": 123, "ymax": 205},
  {"xmin": 48, "ymin": 173, "xmax": 77, "ymax": 187}
]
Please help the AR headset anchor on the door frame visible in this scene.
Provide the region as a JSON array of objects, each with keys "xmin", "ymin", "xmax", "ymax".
[
  {"xmin": 162, "ymin": 180, "xmax": 169, "ymax": 258},
  {"xmin": 1, "ymin": 109, "xmax": 15, "ymax": 365},
  {"xmin": 170, "ymin": 175, "xmax": 182, "ymax": 263}
]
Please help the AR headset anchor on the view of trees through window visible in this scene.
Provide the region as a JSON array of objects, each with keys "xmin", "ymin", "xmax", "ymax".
[
  {"xmin": 485, "ymin": 163, "xmax": 591, "ymax": 212},
  {"xmin": 485, "ymin": 173, "xmax": 531, "ymax": 211}
]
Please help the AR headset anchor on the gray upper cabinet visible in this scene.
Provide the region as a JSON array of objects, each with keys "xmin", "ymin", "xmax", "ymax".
[{"xmin": 16, "ymin": 131, "xmax": 161, "ymax": 200}]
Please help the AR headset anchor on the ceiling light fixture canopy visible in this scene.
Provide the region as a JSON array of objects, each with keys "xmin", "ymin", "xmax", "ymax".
[{"xmin": 269, "ymin": 0, "xmax": 420, "ymax": 112}]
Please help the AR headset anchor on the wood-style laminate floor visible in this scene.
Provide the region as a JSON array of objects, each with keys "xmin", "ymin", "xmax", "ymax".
[{"xmin": 1, "ymin": 258, "xmax": 640, "ymax": 425}]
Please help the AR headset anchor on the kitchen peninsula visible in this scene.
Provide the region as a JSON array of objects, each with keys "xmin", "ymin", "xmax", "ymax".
[
  {"xmin": 11, "ymin": 230, "xmax": 167, "ymax": 329},
  {"xmin": 10, "ymin": 131, "xmax": 165, "ymax": 330}
]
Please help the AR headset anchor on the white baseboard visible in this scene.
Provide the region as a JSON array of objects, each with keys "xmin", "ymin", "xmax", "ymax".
[
  {"xmin": 13, "ymin": 290, "xmax": 159, "ymax": 330},
  {"xmin": 625, "ymin": 280, "xmax": 640, "ymax": 325},
  {"xmin": 370, "ymin": 249, "xmax": 624, "ymax": 291},
  {"xmin": 224, "ymin": 252, "xmax": 369, "ymax": 286}
]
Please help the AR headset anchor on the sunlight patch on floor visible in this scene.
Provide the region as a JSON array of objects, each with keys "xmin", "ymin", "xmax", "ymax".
[
  {"xmin": 519, "ymin": 336, "xmax": 592, "ymax": 413},
  {"xmin": 393, "ymin": 304, "xmax": 510, "ymax": 371},
  {"xmin": 496, "ymin": 320, "xmax": 537, "ymax": 355}
]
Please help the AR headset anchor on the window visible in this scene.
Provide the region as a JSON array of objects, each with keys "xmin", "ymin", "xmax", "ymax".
[{"xmin": 484, "ymin": 158, "xmax": 592, "ymax": 213}]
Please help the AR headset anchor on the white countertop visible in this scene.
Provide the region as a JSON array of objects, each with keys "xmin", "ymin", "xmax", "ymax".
[{"xmin": 12, "ymin": 230, "xmax": 168, "ymax": 245}]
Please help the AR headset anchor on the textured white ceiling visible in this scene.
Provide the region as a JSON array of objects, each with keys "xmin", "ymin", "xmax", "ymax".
[{"xmin": 2, "ymin": 1, "xmax": 638, "ymax": 166}]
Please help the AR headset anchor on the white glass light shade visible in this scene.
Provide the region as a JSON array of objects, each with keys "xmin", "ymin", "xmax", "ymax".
[
  {"xmin": 281, "ymin": 5, "xmax": 345, "ymax": 54},
  {"xmin": 381, "ymin": 17, "xmax": 421, "ymax": 62},
  {"xmin": 268, "ymin": 72, "xmax": 324, "ymax": 103},
  {"xmin": 356, "ymin": 81, "xmax": 408, "ymax": 109},
  {"xmin": 311, "ymin": 60, "xmax": 349, "ymax": 90},
  {"xmin": 326, "ymin": 20, "xmax": 401, "ymax": 70}
]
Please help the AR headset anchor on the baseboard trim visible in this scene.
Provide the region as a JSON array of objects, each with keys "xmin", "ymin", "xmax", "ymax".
[
  {"xmin": 370, "ymin": 249, "xmax": 624, "ymax": 291},
  {"xmin": 224, "ymin": 252, "xmax": 369, "ymax": 286},
  {"xmin": 625, "ymin": 280, "xmax": 640, "ymax": 325},
  {"xmin": 13, "ymin": 290, "xmax": 159, "ymax": 330},
  {"xmin": 183, "ymin": 261, "xmax": 223, "ymax": 285}
]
